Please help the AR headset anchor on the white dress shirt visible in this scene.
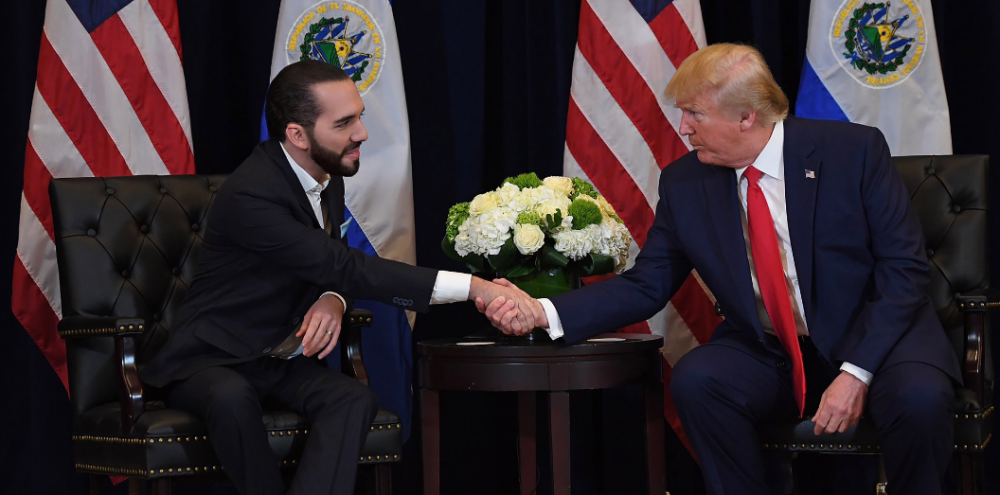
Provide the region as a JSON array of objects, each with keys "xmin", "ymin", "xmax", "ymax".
[{"xmin": 537, "ymin": 122, "xmax": 872, "ymax": 385}]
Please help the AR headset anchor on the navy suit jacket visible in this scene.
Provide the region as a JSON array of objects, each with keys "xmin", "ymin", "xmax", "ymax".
[
  {"xmin": 143, "ymin": 139, "xmax": 438, "ymax": 388},
  {"xmin": 551, "ymin": 118, "xmax": 961, "ymax": 383}
]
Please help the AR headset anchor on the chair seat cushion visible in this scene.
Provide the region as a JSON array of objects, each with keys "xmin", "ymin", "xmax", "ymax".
[
  {"xmin": 72, "ymin": 401, "xmax": 402, "ymax": 479},
  {"xmin": 756, "ymin": 388, "xmax": 993, "ymax": 454}
]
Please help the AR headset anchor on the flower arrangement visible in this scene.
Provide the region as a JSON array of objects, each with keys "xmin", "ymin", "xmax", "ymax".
[{"xmin": 442, "ymin": 173, "xmax": 632, "ymax": 297}]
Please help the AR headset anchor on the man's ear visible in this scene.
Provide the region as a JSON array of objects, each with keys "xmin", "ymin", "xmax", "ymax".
[
  {"xmin": 739, "ymin": 110, "xmax": 758, "ymax": 131},
  {"xmin": 285, "ymin": 124, "xmax": 309, "ymax": 151}
]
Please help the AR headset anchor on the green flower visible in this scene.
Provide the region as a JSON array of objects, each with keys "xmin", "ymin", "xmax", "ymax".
[
  {"xmin": 504, "ymin": 172, "xmax": 543, "ymax": 189},
  {"xmin": 445, "ymin": 202, "xmax": 470, "ymax": 243},
  {"xmin": 567, "ymin": 199, "xmax": 602, "ymax": 230},
  {"xmin": 570, "ymin": 177, "xmax": 599, "ymax": 200},
  {"xmin": 516, "ymin": 211, "xmax": 544, "ymax": 227}
]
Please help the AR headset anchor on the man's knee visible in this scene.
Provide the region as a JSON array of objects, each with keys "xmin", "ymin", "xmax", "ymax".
[
  {"xmin": 671, "ymin": 348, "xmax": 725, "ymax": 403},
  {"xmin": 872, "ymin": 370, "xmax": 954, "ymax": 431}
]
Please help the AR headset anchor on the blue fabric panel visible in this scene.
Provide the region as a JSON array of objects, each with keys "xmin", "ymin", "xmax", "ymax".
[
  {"xmin": 626, "ymin": 0, "xmax": 674, "ymax": 23},
  {"xmin": 65, "ymin": 0, "xmax": 134, "ymax": 33},
  {"xmin": 794, "ymin": 61, "xmax": 850, "ymax": 122}
]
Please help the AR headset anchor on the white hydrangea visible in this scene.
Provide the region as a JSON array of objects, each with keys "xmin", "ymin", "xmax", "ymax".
[
  {"xmin": 513, "ymin": 224, "xmax": 545, "ymax": 255},
  {"xmin": 495, "ymin": 182, "xmax": 521, "ymax": 206},
  {"xmin": 453, "ymin": 207, "xmax": 518, "ymax": 257},
  {"xmin": 552, "ymin": 227, "xmax": 594, "ymax": 261}
]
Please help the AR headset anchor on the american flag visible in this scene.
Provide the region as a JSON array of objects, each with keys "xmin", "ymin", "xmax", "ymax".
[
  {"xmin": 563, "ymin": 0, "xmax": 718, "ymax": 450},
  {"xmin": 14, "ymin": 0, "xmax": 195, "ymax": 391}
]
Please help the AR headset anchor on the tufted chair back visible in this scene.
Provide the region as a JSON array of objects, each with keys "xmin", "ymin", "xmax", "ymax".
[
  {"xmin": 50, "ymin": 174, "xmax": 225, "ymax": 419},
  {"xmin": 893, "ymin": 154, "xmax": 993, "ymax": 404}
]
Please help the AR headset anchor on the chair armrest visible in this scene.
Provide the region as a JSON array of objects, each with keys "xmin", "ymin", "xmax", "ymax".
[
  {"xmin": 59, "ymin": 316, "xmax": 146, "ymax": 434},
  {"xmin": 958, "ymin": 292, "xmax": 996, "ymax": 407},
  {"xmin": 341, "ymin": 309, "xmax": 374, "ymax": 385}
]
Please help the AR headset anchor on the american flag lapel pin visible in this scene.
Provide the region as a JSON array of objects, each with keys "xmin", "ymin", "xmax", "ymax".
[{"xmin": 805, "ymin": 169, "xmax": 816, "ymax": 179}]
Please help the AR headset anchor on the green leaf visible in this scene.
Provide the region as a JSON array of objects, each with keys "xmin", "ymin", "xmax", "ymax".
[
  {"xmin": 504, "ymin": 261, "xmax": 536, "ymax": 279},
  {"xmin": 537, "ymin": 244, "xmax": 570, "ymax": 269},
  {"xmin": 486, "ymin": 237, "xmax": 519, "ymax": 272},
  {"xmin": 509, "ymin": 269, "xmax": 577, "ymax": 299},
  {"xmin": 578, "ymin": 254, "xmax": 616, "ymax": 276}
]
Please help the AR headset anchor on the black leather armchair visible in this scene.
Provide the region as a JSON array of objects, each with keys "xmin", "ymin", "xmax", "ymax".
[
  {"xmin": 49, "ymin": 174, "xmax": 401, "ymax": 494},
  {"xmin": 756, "ymin": 155, "xmax": 994, "ymax": 494}
]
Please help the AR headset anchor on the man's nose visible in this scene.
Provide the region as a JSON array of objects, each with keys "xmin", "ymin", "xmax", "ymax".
[
  {"xmin": 354, "ymin": 121, "xmax": 369, "ymax": 143},
  {"xmin": 678, "ymin": 115, "xmax": 694, "ymax": 136}
]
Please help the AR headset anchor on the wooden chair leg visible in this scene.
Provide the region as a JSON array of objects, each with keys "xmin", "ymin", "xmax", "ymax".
[
  {"xmin": 374, "ymin": 464, "xmax": 392, "ymax": 495},
  {"xmin": 148, "ymin": 478, "xmax": 171, "ymax": 495},
  {"xmin": 87, "ymin": 475, "xmax": 103, "ymax": 495},
  {"xmin": 128, "ymin": 478, "xmax": 142, "ymax": 495},
  {"xmin": 957, "ymin": 453, "xmax": 983, "ymax": 495}
]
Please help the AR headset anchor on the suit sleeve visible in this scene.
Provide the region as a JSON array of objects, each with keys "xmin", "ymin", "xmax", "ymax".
[
  {"xmin": 217, "ymin": 179, "xmax": 438, "ymax": 313},
  {"xmin": 549, "ymin": 175, "xmax": 693, "ymax": 343},
  {"xmin": 841, "ymin": 128, "xmax": 932, "ymax": 373}
]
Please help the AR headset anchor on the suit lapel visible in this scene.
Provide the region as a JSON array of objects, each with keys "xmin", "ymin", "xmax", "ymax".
[
  {"xmin": 782, "ymin": 119, "xmax": 821, "ymax": 323},
  {"xmin": 263, "ymin": 139, "xmax": 325, "ymax": 228},
  {"xmin": 321, "ymin": 176, "xmax": 345, "ymax": 240},
  {"xmin": 700, "ymin": 165, "xmax": 760, "ymax": 331}
]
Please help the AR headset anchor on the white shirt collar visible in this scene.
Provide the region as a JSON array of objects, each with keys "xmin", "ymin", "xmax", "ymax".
[
  {"xmin": 279, "ymin": 141, "xmax": 330, "ymax": 195},
  {"xmin": 736, "ymin": 120, "xmax": 785, "ymax": 182}
]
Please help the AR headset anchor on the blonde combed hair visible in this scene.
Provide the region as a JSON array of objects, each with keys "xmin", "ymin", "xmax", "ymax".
[{"xmin": 664, "ymin": 43, "xmax": 789, "ymax": 125}]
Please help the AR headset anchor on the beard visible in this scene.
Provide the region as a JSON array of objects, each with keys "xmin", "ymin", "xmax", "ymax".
[{"xmin": 307, "ymin": 130, "xmax": 360, "ymax": 177}]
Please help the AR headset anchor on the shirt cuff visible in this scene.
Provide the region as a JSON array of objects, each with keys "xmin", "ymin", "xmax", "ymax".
[
  {"xmin": 538, "ymin": 298, "xmax": 564, "ymax": 340},
  {"xmin": 430, "ymin": 271, "xmax": 473, "ymax": 305},
  {"xmin": 319, "ymin": 291, "xmax": 347, "ymax": 314},
  {"xmin": 840, "ymin": 362, "xmax": 873, "ymax": 386}
]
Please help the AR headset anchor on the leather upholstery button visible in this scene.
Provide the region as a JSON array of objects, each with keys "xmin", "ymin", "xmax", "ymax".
[
  {"xmin": 927, "ymin": 248, "xmax": 935, "ymax": 257},
  {"xmin": 926, "ymin": 167, "xmax": 936, "ymax": 175},
  {"xmin": 87, "ymin": 228, "xmax": 96, "ymax": 237},
  {"xmin": 153, "ymin": 313, "xmax": 162, "ymax": 321},
  {"xmin": 952, "ymin": 205, "xmax": 962, "ymax": 213},
  {"xmin": 209, "ymin": 186, "xmax": 218, "ymax": 192},
  {"xmin": 121, "ymin": 270, "xmax": 130, "ymax": 279},
  {"xmin": 191, "ymin": 223, "xmax": 200, "ymax": 232},
  {"xmin": 171, "ymin": 267, "xmax": 180, "ymax": 275},
  {"xmin": 160, "ymin": 187, "xmax": 168, "ymax": 194},
  {"xmin": 106, "ymin": 187, "xmax": 115, "ymax": 195},
  {"xmin": 140, "ymin": 225, "xmax": 149, "ymax": 233}
]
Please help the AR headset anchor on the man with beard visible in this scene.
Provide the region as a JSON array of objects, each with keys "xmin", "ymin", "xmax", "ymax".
[{"xmin": 142, "ymin": 60, "xmax": 532, "ymax": 495}]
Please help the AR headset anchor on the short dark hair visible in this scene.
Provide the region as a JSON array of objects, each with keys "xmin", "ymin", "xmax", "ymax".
[{"xmin": 264, "ymin": 60, "xmax": 352, "ymax": 141}]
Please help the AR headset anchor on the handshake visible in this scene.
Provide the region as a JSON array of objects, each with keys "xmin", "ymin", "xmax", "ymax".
[{"xmin": 469, "ymin": 277, "xmax": 549, "ymax": 336}]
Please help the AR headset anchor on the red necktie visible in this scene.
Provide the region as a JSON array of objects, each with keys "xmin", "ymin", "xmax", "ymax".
[{"xmin": 743, "ymin": 166, "xmax": 806, "ymax": 416}]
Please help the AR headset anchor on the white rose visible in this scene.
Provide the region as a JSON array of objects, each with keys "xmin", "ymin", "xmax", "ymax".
[
  {"xmin": 543, "ymin": 176, "xmax": 574, "ymax": 196},
  {"xmin": 513, "ymin": 224, "xmax": 545, "ymax": 255},
  {"xmin": 535, "ymin": 197, "xmax": 571, "ymax": 223},
  {"xmin": 597, "ymin": 195, "xmax": 618, "ymax": 218},
  {"xmin": 469, "ymin": 191, "xmax": 501, "ymax": 216}
]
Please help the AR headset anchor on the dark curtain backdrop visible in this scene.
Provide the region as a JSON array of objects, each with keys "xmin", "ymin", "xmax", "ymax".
[{"xmin": 2, "ymin": 1, "xmax": 997, "ymax": 494}]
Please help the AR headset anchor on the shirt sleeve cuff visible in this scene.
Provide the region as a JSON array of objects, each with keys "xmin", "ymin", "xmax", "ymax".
[
  {"xmin": 430, "ymin": 271, "xmax": 473, "ymax": 305},
  {"xmin": 320, "ymin": 291, "xmax": 347, "ymax": 314},
  {"xmin": 538, "ymin": 298, "xmax": 564, "ymax": 340},
  {"xmin": 840, "ymin": 362, "xmax": 873, "ymax": 386}
]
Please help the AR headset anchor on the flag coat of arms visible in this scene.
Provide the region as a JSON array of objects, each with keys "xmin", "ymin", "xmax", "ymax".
[
  {"xmin": 14, "ymin": 0, "xmax": 195, "ymax": 391},
  {"xmin": 563, "ymin": 0, "xmax": 718, "ymax": 449},
  {"xmin": 268, "ymin": 0, "xmax": 417, "ymax": 439},
  {"xmin": 797, "ymin": 0, "xmax": 952, "ymax": 155}
]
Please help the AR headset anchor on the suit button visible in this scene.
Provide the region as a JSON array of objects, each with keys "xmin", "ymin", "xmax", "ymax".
[
  {"xmin": 262, "ymin": 347, "xmax": 271, "ymax": 354},
  {"xmin": 776, "ymin": 360, "xmax": 788, "ymax": 370},
  {"xmin": 392, "ymin": 297, "xmax": 401, "ymax": 304},
  {"xmin": 291, "ymin": 316, "xmax": 301, "ymax": 325}
]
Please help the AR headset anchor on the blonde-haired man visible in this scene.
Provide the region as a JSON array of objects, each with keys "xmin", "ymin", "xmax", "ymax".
[{"xmin": 481, "ymin": 43, "xmax": 958, "ymax": 494}]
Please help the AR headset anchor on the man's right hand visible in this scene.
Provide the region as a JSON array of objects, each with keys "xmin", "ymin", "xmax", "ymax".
[{"xmin": 473, "ymin": 278, "xmax": 547, "ymax": 336}]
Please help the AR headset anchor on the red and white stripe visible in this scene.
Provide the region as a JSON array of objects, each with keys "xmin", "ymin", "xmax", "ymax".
[
  {"xmin": 564, "ymin": 0, "xmax": 717, "ymax": 451},
  {"xmin": 14, "ymin": 0, "xmax": 194, "ymax": 391}
]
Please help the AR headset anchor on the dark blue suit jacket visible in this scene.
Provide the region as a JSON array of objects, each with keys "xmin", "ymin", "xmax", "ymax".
[
  {"xmin": 143, "ymin": 139, "xmax": 438, "ymax": 388},
  {"xmin": 551, "ymin": 118, "xmax": 961, "ymax": 383}
]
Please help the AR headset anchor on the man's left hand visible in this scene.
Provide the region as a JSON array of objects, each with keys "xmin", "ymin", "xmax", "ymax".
[
  {"xmin": 812, "ymin": 371, "xmax": 868, "ymax": 435},
  {"xmin": 297, "ymin": 293, "xmax": 344, "ymax": 359}
]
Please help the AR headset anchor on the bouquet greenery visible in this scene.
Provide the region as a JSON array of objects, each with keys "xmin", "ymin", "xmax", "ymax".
[{"xmin": 442, "ymin": 173, "xmax": 632, "ymax": 298}]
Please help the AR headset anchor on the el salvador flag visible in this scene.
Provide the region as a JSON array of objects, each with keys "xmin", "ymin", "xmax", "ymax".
[
  {"xmin": 265, "ymin": 0, "xmax": 417, "ymax": 441},
  {"xmin": 797, "ymin": 0, "xmax": 952, "ymax": 155}
]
